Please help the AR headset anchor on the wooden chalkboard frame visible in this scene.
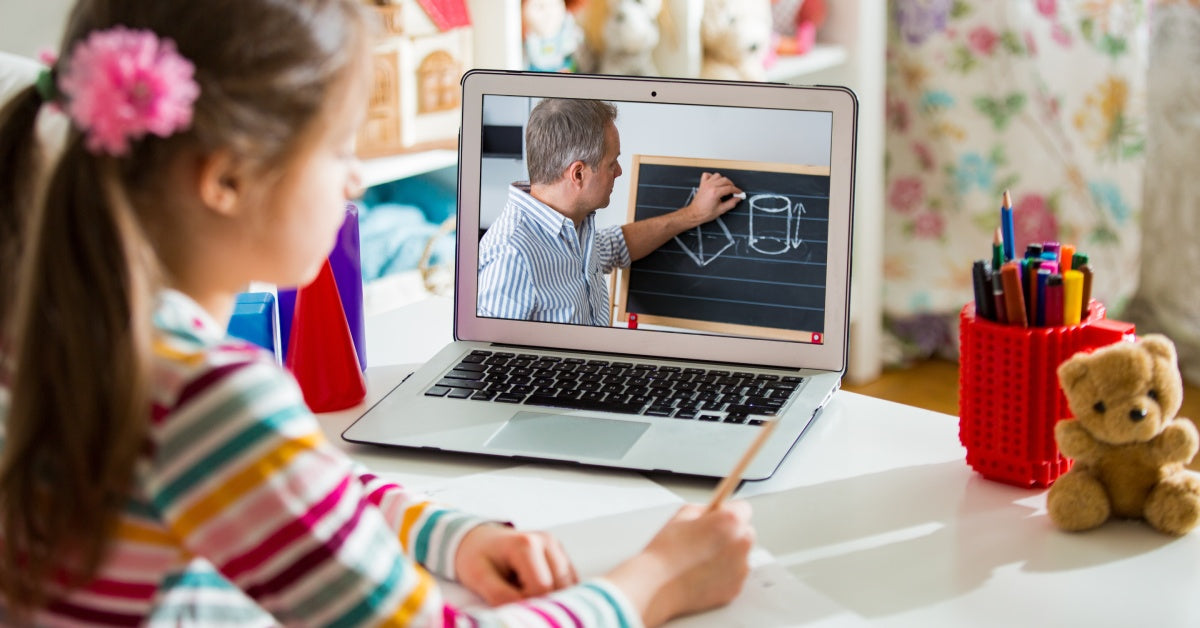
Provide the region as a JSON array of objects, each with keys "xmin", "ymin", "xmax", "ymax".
[{"xmin": 614, "ymin": 155, "xmax": 831, "ymax": 340}]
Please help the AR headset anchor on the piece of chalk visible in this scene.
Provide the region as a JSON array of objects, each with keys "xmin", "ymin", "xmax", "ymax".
[{"xmin": 733, "ymin": 192, "xmax": 747, "ymax": 199}]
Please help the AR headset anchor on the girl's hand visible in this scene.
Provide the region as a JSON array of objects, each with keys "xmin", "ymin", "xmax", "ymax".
[
  {"xmin": 606, "ymin": 501, "xmax": 756, "ymax": 627},
  {"xmin": 454, "ymin": 523, "xmax": 579, "ymax": 605}
]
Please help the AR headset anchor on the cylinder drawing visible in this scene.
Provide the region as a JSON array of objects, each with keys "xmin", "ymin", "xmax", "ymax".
[{"xmin": 749, "ymin": 194, "xmax": 792, "ymax": 255}]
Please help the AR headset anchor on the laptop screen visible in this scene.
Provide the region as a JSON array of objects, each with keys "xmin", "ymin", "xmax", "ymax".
[{"xmin": 456, "ymin": 72, "xmax": 856, "ymax": 373}]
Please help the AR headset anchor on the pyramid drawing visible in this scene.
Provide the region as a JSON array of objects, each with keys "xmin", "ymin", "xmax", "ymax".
[{"xmin": 673, "ymin": 187, "xmax": 736, "ymax": 267}]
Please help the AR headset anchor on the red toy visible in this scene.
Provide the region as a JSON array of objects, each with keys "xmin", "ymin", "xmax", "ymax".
[
  {"xmin": 958, "ymin": 301, "xmax": 1134, "ymax": 487},
  {"xmin": 286, "ymin": 259, "xmax": 366, "ymax": 413}
]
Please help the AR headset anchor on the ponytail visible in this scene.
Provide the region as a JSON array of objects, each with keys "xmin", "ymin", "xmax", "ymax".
[
  {"xmin": 0, "ymin": 85, "xmax": 46, "ymax": 342},
  {"xmin": 0, "ymin": 139, "xmax": 159, "ymax": 610}
]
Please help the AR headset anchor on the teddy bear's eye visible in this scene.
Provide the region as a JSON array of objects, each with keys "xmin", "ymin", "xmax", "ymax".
[
  {"xmin": 1148, "ymin": 389, "xmax": 1159, "ymax": 401},
  {"xmin": 1093, "ymin": 401, "xmax": 1106, "ymax": 414}
]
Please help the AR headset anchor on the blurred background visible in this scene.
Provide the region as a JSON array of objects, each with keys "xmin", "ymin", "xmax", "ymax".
[{"xmin": 4, "ymin": 0, "xmax": 1197, "ymax": 398}]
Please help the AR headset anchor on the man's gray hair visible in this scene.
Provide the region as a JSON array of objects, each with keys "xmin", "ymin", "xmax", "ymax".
[{"xmin": 525, "ymin": 98, "xmax": 617, "ymax": 185}]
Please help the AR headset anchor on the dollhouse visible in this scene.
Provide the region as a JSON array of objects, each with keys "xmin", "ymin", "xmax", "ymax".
[{"xmin": 358, "ymin": 0, "xmax": 473, "ymax": 158}]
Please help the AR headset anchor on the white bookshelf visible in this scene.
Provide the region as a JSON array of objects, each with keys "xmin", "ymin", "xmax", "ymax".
[
  {"xmin": 765, "ymin": 44, "xmax": 849, "ymax": 83},
  {"xmin": 361, "ymin": 149, "xmax": 457, "ymax": 188}
]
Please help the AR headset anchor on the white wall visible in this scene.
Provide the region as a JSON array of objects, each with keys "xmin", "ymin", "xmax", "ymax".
[
  {"xmin": 479, "ymin": 97, "xmax": 834, "ymax": 228},
  {"xmin": 0, "ymin": 1, "xmax": 72, "ymax": 58}
]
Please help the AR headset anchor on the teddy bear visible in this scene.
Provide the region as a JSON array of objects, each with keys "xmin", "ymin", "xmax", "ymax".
[
  {"xmin": 1047, "ymin": 334, "xmax": 1200, "ymax": 535},
  {"xmin": 700, "ymin": 0, "xmax": 774, "ymax": 81},
  {"xmin": 577, "ymin": 0, "xmax": 665, "ymax": 76}
]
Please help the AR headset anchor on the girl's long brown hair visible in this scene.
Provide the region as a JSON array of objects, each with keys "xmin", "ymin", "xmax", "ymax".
[
  {"xmin": 0, "ymin": 0, "xmax": 370, "ymax": 612},
  {"xmin": 0, "ymin": 83, "xmax": 43, "ymax": 341}
]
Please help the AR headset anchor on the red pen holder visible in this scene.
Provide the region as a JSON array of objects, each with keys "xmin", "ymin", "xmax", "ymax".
[{"xmin": 958, "ymin": 301, "xmax": 1134, "ymax": 487}]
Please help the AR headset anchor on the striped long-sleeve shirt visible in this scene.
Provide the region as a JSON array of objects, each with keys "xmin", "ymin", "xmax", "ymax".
[
  {"xmin": 0, "ymin": 289, "xmax": 639, "ymax": 627},
  {"xmin": 477, "ymin": 184, "xmax": 631, "ymax": 326}
]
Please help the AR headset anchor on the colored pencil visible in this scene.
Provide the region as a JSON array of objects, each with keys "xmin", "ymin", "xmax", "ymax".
[
  {"xmin": 1001, "ymin": 190, "xmax": 1015, "ymax": 261},
  {"xmin": 992, "ymin": 228, "xmax": 1004, "ymax": 272},
  {"xmin": 708, "ymin": 419, "xmax": 778, "ymax": 512}
]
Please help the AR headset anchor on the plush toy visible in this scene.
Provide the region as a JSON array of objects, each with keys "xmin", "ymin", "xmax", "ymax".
[
  {"xmin": 700, "ymin": 0, "xmax": 773, "ymax": 81},
  {"xmin": 1047, "ymin": 334, "xmax": 1200, "ymax": 535},
  {"xmin": 522, "ymin": 0, "xmax": 583, "ymax": 72},
  {"xmin": 576, "ymin": 0, "xmax": 664, "ymax": 76},
  {"xmin": 773, "ymin": 0, "xmax": 827, "ymax": 56}
]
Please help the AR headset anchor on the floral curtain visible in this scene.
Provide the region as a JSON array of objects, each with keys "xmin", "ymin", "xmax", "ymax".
[
  {"xmin": 883, "ymin": 0, "xmax": 1148, "ymax": 360},
  {"xmin": 1124, "ymin": 1, "xmax": 1200, "ymax": 384}
]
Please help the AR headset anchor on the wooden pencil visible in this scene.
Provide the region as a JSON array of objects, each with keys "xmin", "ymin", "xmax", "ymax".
[{"xmin": 706, "ymin": 418, "xmax": 778, "ymax": 511}]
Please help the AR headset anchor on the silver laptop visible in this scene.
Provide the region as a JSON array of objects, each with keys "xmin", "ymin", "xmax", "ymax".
[{"xmin": 344, "ymin": 70, "xmax": 857, "ymax": 480}]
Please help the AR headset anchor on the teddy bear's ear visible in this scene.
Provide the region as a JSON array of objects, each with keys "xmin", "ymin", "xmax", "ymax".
[
  {"xmin": 1139, "ymin": 334, "xmax": 1178, "ymax": 365},
  {"xmin": 1057, "ymin": 354, "xmax": 1091, "ymax": 389}
]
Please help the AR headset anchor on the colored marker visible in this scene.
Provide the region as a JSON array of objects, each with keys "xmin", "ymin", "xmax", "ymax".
[
  {"xmin": 1060, "ymin": 243, "xmax": 1076, "ymax": 272},
  {"xmin": 1026, "ymin": 259, "xmax": 1042, "ymax": 325},
  {"xmin": 1035, "ymin": 267, "xmax": 1051, "ymax": 326},
  {"xmin": 1044, "ymin": 274, "xmax": 1064, "ymax": 327},
  {"xmin": 1075, "ymin": 254, "xmax": 1093, "ymax": 320},
  {"xmin": 992, "ymin": 281, "xmax": 1008, "ymax": 325},
  {"xmin": 1025, "ymin": 243, "xmax": 1043, "ymax": 259},
  {"xmin": 1001, "ymin": 261, "xmax": 1028, "ymax": 327},
  {"xmin": 1001, "ymin": 190, "xmax": 1015, "ymax": 261},
  {"xmin": 1043, "ymin": 241, "xmax": 1061, "ymax": 256},
  {"xmin": 1063, "ymin": 270, "xmax": 1083, "ymax": 326},
  {"xmin": 972, "ymin": 260, "xmax": 994, "ymax": 321}
]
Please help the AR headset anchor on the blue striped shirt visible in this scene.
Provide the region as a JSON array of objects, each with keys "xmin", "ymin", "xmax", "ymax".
[{"xmin": 478, "ymin": 184, "xmax": 631, "ymax": 326}]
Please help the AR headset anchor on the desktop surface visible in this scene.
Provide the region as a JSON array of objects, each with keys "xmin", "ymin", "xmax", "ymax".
[{"xmin": 324, "ymin": 298, "xmax": 1200, "ymax": 626}]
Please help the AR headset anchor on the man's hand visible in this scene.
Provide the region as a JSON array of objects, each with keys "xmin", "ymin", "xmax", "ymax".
[
  {"xmin": 622, "ymin": 172, "xmax": 744, "ymax": 261},
  {"xmin": 454, "ymin": 523, "xmax": 579, "ymax": 605},
  {"xmin": 683, "ymin": 172, "xmax": 743, "ymax": 226}
]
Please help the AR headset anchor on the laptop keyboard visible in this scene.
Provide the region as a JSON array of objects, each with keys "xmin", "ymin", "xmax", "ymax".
[{"xmin": 423, "ymin": 349, "xmax": 803, "ymax": 425}]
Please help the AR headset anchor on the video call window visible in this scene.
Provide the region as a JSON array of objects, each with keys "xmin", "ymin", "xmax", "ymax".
[{"xmin": 475, "ymin": 96, "xmax": 834, "ymax": 345}]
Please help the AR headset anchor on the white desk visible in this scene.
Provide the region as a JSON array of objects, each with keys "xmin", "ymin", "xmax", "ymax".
[{"xmin": 321, "ymin": 296, "xmax": 1200, "ymax": 626}]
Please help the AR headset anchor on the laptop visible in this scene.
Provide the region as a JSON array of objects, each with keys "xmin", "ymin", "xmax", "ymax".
[{"xmin": 344, "ymin": 70, "xmax": 857, "ymax": 481}]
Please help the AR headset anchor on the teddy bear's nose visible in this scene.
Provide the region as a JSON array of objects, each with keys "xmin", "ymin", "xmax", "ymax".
[{"xmin": 1129, "ymin": 407, "xmax": 1148, "ymax": 422}]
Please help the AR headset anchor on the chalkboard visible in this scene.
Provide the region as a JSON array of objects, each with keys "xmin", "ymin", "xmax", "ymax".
[{"xmin": 615, "ymin": 155, "xmax": 831, "ymax": 342}]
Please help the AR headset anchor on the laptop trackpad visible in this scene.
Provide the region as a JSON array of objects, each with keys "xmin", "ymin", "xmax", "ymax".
[{"xmin": 485, "ymin": 412, "xmax": 649, "ymax": 460}]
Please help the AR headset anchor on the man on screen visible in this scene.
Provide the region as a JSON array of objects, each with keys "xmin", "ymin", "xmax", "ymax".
[{"xmin": 478, "ymin": 98, "xmax": 742, "ymax": 325}]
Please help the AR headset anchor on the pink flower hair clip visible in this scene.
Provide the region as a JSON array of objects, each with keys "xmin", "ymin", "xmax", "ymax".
[{"xmin": 56, "ymin": 26, "xmax": 200, "ymax": 157}]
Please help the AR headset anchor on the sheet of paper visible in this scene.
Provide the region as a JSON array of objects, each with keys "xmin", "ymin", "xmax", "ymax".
[
  {"xmin": 381, "ymin": 464, "xmax": 858, "ymax": 627},
  {"xmin": 549, "ymin": 503, "xmax": 859, "ymax": 628},
  {"xmin": 376, "ymin": 463, "xmax": 683, "ymax": 530}
]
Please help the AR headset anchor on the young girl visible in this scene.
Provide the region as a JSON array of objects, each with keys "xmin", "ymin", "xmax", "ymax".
[{"xmin": 0, "ymin": 1, "xmax": 754, "ymax": 625}]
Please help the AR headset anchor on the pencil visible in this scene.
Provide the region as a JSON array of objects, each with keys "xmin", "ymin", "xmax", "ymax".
[
  {"xmin": 992, "ymin": 227, "xmax": 1004, "ymax": 272},
  {"xmin": 707, "ymin": 418, "xmax": 778, "ymax": 512},
  {"xmin": 1001, "ymin": 190, "xmax": 1015, "ymax": 261}
]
